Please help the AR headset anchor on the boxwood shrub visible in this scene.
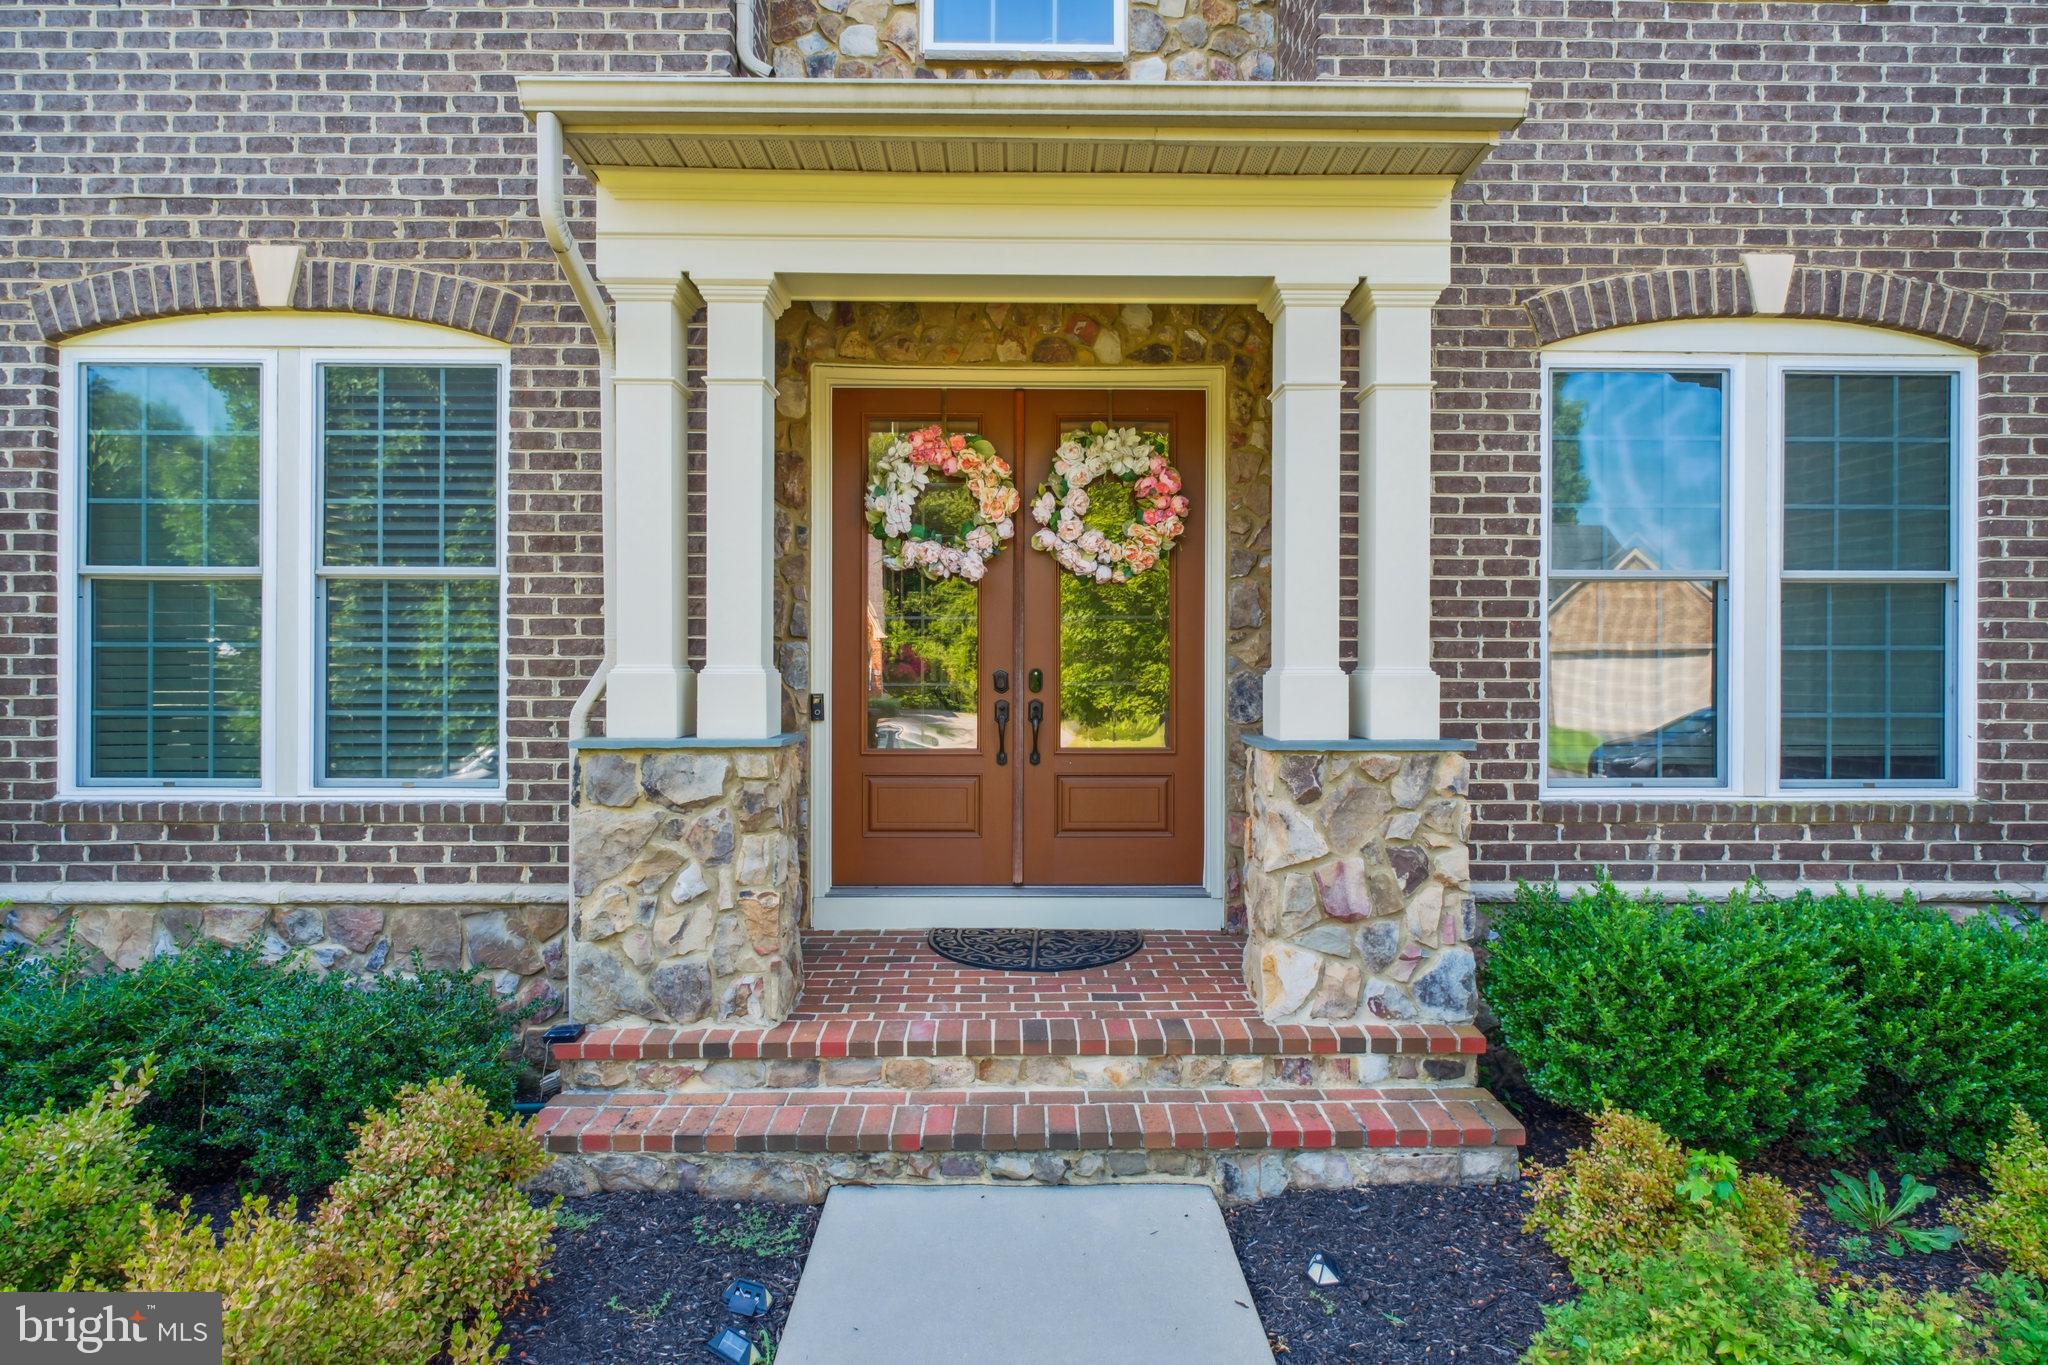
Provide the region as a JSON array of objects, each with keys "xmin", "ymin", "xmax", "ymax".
[
  {"xmin": 1485, "ymin": 881, "xmax": 1870, "ymax": 1157},
  {"xmin": 1798, "ymin": 890, "xmax": 2048, "ymax": 1167},
  {"xmin": 0, "ymin": 941, "xmax": 532, "ymax": 1193},
  {"xmin": 1486, "ymin": 881, "xmax": 2048, "ymax": 1166}
]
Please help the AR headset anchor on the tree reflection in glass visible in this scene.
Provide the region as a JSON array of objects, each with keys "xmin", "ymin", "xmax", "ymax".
[
  {"xmin": 866, "ymin": 479, "xmax": 979, "ymax": 749},
  {"xmin": 1059, "ymin": 476, "xmax": 1170, "ymax": 748}
]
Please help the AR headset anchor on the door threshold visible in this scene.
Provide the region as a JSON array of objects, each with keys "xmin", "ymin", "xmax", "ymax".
[{"xmin": 812, "ymin": 889, "xmax": 1227, "ymax": 932}]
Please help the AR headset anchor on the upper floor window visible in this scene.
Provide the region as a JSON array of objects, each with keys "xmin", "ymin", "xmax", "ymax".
[
  {"xmin": 62, "ymin": 315, "xmax": 508, "ymax": 797},
  {"xmin": 922, "ymin": 0, "xmax": 1125, "ymax": 60},
  {"xmin": 1540, "ymin": 320, "xmax": 1974, "ymax": 800}
]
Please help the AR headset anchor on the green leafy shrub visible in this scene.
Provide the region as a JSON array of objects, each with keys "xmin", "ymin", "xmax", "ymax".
[
  {"xmin": 1486, "ymin": 882, "xmax": 1869, "ymax": 1156},
  {"xmin": 1524, "ymin": 1109, "xmax": 1802, "ymax": 1283},
  {"xmin": 315, "ymin": 1076, "xmax": 555, "ymax": 1331},
  {"xmin": 0, "ymin": 940, "xmax": 532, "ymax": 1192},
  {"xmin": 0, "ymin": 1065, "xmax": 167, "ymax": 1291},
  {"xmin": 1522, "ymin": 1228, "xmax": 1973, "ymax": 1365},
  {"xmin": 126, "ymin": 1078, "xmax": 548, "ymax": 1364},
  {"xmin": 1957, "ymin": 1109, "xmax": 2048, "ymax": 1279},
  {"xmin": 1977, "ymin": 1272, "xmax": 2048, "ymax": 1365},
  {"xmin": 1803, "ymin": 891, "xmax": 2048, "ymax": 1167}
]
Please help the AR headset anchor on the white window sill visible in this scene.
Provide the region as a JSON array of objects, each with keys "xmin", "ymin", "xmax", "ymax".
[
  {"xmin": 1538, "ymin": 786, "xmax": 1977, "ymax": 806},
  {"xmin": 920, "ymin": 44, "xmax": 1128, "ymax": 62}
]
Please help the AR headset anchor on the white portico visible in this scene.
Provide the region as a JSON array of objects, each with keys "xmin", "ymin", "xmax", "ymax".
[
  {"xmin": 531, "ymin": 79, "xmax": 1525, "ymax": 1019},
  {"xmin": 524, "ymin": 79, "xmax": 1526, "ymax": 744}
]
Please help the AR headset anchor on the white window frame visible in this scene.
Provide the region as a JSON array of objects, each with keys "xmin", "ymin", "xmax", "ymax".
[
  {"xmin": 919, "ymin": 0, "xmax": 1128, "ymax": 62},
  {"xmin": 1538, "ymin": 320, "xmax": 1977, "ymax": 803},
  {"xmin": 57, "ymin": 316, "xmax": 510, "ymax": 800}
]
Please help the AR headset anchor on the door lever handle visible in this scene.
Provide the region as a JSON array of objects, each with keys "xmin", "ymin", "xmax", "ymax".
[
  {"xmin": 994, "ymin": 699, "xmax": 1010, "ymax": 766},
  {"xmin": 1026, "ymin": 699, "xmax": 1043, "ymax": 765}
]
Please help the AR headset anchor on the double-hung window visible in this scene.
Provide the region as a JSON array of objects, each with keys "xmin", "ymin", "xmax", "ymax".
[
  {"xmin": 921, "ymin": 0, "xmax": 1125, "ymax": 61},
  {"xmin": 1541, "ymin": 324, "xmax": 1973, "ymax": 799},
  {"xmin": 63, "ymin": 317, "xmax": 508, "ymax": 797}
]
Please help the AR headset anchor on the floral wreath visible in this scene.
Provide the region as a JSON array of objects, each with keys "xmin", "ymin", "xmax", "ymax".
[
  {"xmin": 864, "ymin": 425, "xmax": 1020, "ymax": 583},
  {"xmin": 1029, "ymin": 422, "xmax": 1188, "ymax": 584}
]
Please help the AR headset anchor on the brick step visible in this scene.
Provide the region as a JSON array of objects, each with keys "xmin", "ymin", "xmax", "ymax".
[
  {"xmin": 557, "ymin": 1018, "xmax": 1485, "ymax": 1063},
  {"xmin": 556, "ymin": 1019, "xmax": 1485, "ymax": 1094},
  {"xmin": 534, "ymin": 1085, "xmax": 1526, "ymax": 1158}
]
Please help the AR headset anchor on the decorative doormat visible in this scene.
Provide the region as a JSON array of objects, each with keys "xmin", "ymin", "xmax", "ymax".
[{"xmin": 926, "ymin": 927, "xmax": 1146, "ymax": 973}]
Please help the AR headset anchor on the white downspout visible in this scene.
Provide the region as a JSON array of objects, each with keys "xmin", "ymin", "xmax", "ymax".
[
  {"xmin": 734, "ymin": 0, "xmax": 776, "ymax": 76},
  {"xmin": 536, "ymin": 111, "xmax": 619, "ymax": 745}
]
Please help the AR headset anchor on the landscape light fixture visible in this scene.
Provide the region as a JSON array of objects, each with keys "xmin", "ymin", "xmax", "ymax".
[
  {"xmin": 723, "ymin": 1279, "xmax": 775, "ymax": 1318},
  {"xmin": 704, "ymin": 1326, "xmax": 762, "ymax": 1364},
  {"xmin": 1306, "ymin": 1252, "xmax": 1342, "ymax": 1287}
]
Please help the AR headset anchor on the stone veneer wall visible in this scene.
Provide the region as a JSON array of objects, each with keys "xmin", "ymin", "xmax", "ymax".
[
  {"xmin": 763, "ymin": 0, "xmax": 1277, "ymax": 80},
  {"xmin": 569, "ymin": 744, "xmax": 804, "ymax": 1029},
  {"xmin": 1243, "ymin": 745, "xmax": 1476, "ymax": 1026},
  {"xmin": 2, "ymin": 900, "xmax": 567, "ymax": 1026},
  {"xmin": 772, "ymin": 302, "xmax": 1273, "ymax": 921},
  {"xmin": 535, "ymin": 1142, "xmax": 1515, "ymax": 1204}
]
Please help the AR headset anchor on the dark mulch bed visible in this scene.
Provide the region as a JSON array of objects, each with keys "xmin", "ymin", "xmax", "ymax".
[
  {"xmin": 502, "ymin": 1191, "xmax": 817, "ymax": 1364},
  {"xmin": 1231, "ymin": 1069, "xmax": 2004, "ymax": 1362},
  {"xmin": 1228, "ymin": 1183, "xmax": 1572, "ymax": 1362}
]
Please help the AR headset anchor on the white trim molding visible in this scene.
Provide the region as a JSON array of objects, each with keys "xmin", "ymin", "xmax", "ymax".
[
  {"xmin": 0, "ymin": 882, "xmax": 567, "ymax": 908},
  {"xmin": 1473, "ymin": 880, "xmax": 2048, "ymax": 909}
]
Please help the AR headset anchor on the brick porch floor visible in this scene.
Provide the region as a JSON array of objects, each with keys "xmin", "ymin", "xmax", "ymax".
[
  {"xmin": 553, "ymin": 929, "xmax": 1487, "ymax": 1062},
  {"xmin": 795, "ymin": 929, "xmax": 1254, "ymax": 1020}
]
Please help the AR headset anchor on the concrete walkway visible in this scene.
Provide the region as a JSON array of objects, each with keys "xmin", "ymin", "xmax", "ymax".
[{"xmin": 776, "ymin": 1185, "xmax": 1275, "ymax": 1365}]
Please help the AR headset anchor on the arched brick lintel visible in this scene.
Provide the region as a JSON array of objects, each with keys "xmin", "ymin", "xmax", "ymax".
[
  {"xmin": 30, "ymin": 258, "xmax": 525, "ymax": 344},
  {"xmin": 1524, "ymin": 265, "xmax": 2005, "ymax": 352}
]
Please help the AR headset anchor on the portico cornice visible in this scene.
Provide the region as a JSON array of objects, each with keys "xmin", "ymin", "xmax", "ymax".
[{"xmin": 517, "ymin": 78, "xmax": 1528, "ymax": 183}]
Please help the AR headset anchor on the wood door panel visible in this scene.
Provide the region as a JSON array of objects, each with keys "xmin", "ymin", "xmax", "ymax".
[
  {"xmin": 1020, "ymin": 389, "xmax": 1205, "ymax": 886},
  {"xmin": 1056, "ymin": 775, "xmax": 1171, "ymax": 833},
  {"xmin": 831, "ymin": 385, "xmax": 1204, "ymax": 891},
  {"xmin": 831, "ymin": 388, "xmax": 1017, "ymax": 887},
  {"xmin": 865, "ymin": 775, "xmax": 981, "ymax": 834}
]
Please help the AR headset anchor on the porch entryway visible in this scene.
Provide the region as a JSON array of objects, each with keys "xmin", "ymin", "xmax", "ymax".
[{"xmin": 831, "ymin": 386, "xmax": 1206, "ymax": 891}]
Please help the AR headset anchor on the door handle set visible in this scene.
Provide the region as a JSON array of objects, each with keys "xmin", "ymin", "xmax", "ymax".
[{"xmin": 993, "ymin": 675, "xmax": 1044, "ymax": 766}]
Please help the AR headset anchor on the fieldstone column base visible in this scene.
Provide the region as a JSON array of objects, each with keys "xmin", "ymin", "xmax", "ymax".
[
  {"xmin": 1241, "ymin": 738, "xmax": 1476, "ymax": 1026},
  {"xmin": 569, "ymin": 738, "xmax": 804, "ymax": 1029}
]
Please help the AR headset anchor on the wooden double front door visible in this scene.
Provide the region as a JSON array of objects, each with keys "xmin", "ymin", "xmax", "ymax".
[{"xmin": 831, "ymin": 387, "xmax": 1205, "ymax": 888}]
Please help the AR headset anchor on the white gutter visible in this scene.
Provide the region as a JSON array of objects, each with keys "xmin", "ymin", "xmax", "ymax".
[
  {"xmin": 734, "ymin": 0, "xmax": 775, "ymax": 77},
  {"xmin": 535, "ymin": 110, "xmax": 618, "ymax": 745}
]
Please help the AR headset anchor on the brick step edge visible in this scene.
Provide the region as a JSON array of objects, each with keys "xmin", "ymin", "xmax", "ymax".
[
  {"xmin": 555, "ymin": 1019, "xmax": 1487, "ymax": 1065},
  {"xmin": 532, "ymin": 1086, "xmax": 1526, "ymax": 1157}
]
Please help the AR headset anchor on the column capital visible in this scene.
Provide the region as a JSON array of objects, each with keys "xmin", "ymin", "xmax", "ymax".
[
  {"xmin": 691, "ymin": 276, "xmax": 793, "ymax": 318},
  {"xmin": 608, "ymin": 276, "xmax": 703, "ymax": 312},
  {"xmin": 1257, "ymin": 280, "xmax": 1357, "ymax": 322},
  {"xmin": 1346, "ymin": 281, "xmax": 1446, "ymax": 322}
]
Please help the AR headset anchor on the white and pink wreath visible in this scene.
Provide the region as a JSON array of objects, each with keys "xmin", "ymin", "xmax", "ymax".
[{"xmin": 1028, "ymin": 422, "xmax": 1188, "ymax": 584}]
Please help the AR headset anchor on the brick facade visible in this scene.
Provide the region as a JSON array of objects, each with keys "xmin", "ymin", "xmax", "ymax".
[
  {"xmin": 2, "ymin": 0, "xmax": 2041, "ymax": 923},
  {"xmin": 1311, "ymin": 0, "xmax": 2046, "ymax": 889},
  {"xmin": 0, "ymin": 0, "xmax": 733, "ymax": 897}
]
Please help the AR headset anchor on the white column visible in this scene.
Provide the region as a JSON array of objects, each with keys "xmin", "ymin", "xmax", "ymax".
[
  {"xmin": 1257, "ymin": 282, "xmax": 1355, "ymax": 742},
  {"xmin": 694, "ymin": 277, "xmax": 790, "ymax": 739},
  {"xmin": 1348, "ymin": 282, "xmax": 1444, "ymax": 740},
  {"xmin": 606, "ymin": 278, "xmax": 698, "ymax": 739}
]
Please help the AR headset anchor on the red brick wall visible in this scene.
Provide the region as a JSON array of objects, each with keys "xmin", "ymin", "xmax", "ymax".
[
  {"xmin": 1316, "ymin": 0, "xmax": 2047, "ymax": 888},
  {"xmin": 2, "ymin": 0, "xmax": 2040, "ymax": 903},
  {"xmin": 0, "ymin": 0, "xmax": 735, "ymax": 891}
]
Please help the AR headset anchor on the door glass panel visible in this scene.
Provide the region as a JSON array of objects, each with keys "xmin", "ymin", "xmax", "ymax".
[
  {"xmin": 864, "ymin": 418, "xmax": 979, "ymax": 750},
  {"xmin": 1058, "ymin": 471, "xmax": 1170, "ymax": 749}
]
